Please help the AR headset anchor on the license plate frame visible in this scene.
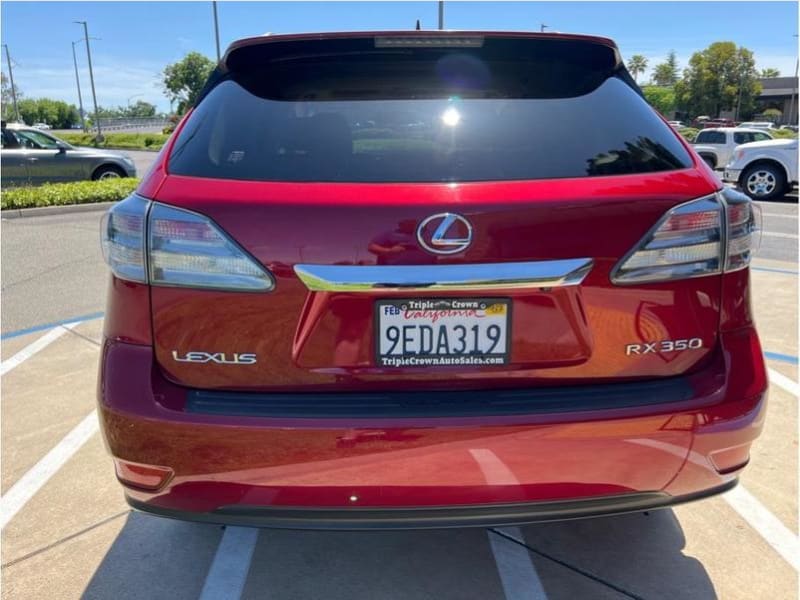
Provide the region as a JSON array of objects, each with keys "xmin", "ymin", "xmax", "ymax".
[{"xmin": 374, "ymin": 298, "xmax": 511, "ymax": 368}]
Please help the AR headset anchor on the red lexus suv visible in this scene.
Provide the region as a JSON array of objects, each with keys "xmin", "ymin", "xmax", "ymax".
[{"xmin": 98, "ymin": 31, "xmax": 767, "ymax": 529}]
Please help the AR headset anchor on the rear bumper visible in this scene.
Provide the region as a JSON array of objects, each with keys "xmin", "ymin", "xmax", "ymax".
[
  {"xmin": 126, "ymin": 480, "xmax": 737, "ymax": 530},
  {"xmin": 97, "ymin": 327, "xmax": 767, "ymax": 528},
  {"xmin": 723, "ymin": 168, "xmax": 741, "ymax": 184}
]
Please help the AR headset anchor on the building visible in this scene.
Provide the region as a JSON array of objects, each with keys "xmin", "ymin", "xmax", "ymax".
[{"xmin": 755, "ymin": 76, "xmax": 798, "ymax": 125}]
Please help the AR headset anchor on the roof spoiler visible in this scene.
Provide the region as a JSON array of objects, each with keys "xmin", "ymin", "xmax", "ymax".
[{"xmin": 195, "ymin": 30, "xmax": 634, "ymax": 106}]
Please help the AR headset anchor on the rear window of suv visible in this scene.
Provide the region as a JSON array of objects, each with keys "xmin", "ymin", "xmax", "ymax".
[{"xmin": 169, "ymin": 37, "xmax": 692, "ymax": 183}]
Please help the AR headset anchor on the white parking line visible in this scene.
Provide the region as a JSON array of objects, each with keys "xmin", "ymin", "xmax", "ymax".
[
  {"xmin": 723, "ymin": 485, "xmax": 800, "ymax": 571},
  {"xmin": 761, "ymin": 212, "xmax": 798, "ymax": 219},
  {"xmin": 469, "ymin": 449, "xmax": 520, "ymax": 485},
  {"xmin": 489, "ymin": 528, "xmax": 549, "ymax": 600},
  {"xmin": 768, "ymin": 367, "xmax": 799, "ymax": 397},
  {"xmin": 0, "ymin": 410, "xmax": 98, "ymax": 529},
  {"xmin": 199, "ymin": 526, "xmax": 260, "ymax": 600},
  {"xmin": 470, "ymin": 451, "xmax": 549, "ymax": 598},
  {"xmin": 0, "ymin": 323, "xmax": 78, "ymax": 376},
  {"xmin": 761, "ymin": 231, "xmax": 799, "ymax": 240}
]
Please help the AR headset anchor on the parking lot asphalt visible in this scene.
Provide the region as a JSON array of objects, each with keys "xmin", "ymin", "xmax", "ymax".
[
  {"xmin": 120, "ymin": 149, "xmax": 159, "ymax": 178},
  {"xmin": 1, "ymin": 197, "xmax": 798, "ymax": 599}
]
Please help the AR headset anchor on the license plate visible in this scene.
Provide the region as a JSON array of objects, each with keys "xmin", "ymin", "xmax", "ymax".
[{"xmin": 375, "ymin": 298, "xmax": 510, "ymax": 367}]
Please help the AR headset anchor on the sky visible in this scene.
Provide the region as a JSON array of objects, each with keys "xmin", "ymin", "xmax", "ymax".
[{"xmin": 1, "ymin": 1, "xmax": 798, "ymax": 113}]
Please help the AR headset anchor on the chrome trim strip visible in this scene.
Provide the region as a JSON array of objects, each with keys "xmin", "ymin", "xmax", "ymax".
[{"xmin": 293, "ymin": 259, "xmax": 593, "ymax": 292}]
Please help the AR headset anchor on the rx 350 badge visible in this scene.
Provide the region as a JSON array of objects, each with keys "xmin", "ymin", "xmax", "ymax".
[{"xmin": 625, "ymin": 338, "xmax": 703, "ymax": 356}]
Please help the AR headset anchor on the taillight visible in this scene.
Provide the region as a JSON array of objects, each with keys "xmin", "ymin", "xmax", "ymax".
[
  {"xmin": 612, "ymin": 189, "xmax": 759, "ymax": 285},
  {"xmin": 724, "ymin": 190, "xmax": 761, "ymax": 272},
  {"xmin": 101, "ymin": 194, "xmax": 274, "ymax": 291},
  {"xmin": 148, "ymin": 203, "xmax": 274, "ymax": 291},
  {"xmin": 100, "ymin": 195, "xmax": 149, "ymax": 283}
]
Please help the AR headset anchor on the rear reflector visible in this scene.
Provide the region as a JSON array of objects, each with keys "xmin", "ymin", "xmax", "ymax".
[
  {"xmin": 612, "ymin": 190, "xmax": 759, "ymax": 285},
  {"xmin": 114, "ymin": 459, "xmax": 173, "ymax": 491}
]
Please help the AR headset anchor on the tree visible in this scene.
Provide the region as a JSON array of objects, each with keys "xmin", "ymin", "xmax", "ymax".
[
  {"xmin": 642, "ymin": 85, "xmax": 677, "ymax": 115},
  {"xmin": 762, "ymin": 108, "xmax": 782, "ymax": 120},
  {"xmin": 125, "ymin": 100, "xmax": 156, "ymax": 118},
  {"xmin": 674, "ymin": 42, "xmax": 761, "ymax": 119},
  {"xmin": 2, "ymin": 72, "xmax": 22, "ymax": 120},
  {"xmin": 652, "ymin": 51, "xmax": 679, "ymax": 86},
  {"xmin": 760, "ymin": 68, "xmax": 781, "ymax": 78},
  {"xmin": 16, "ymin": 98, "xmax": 79, "ymax": 128},
  {"xmin": 627, "ymin": 55, "xmax": 648, "ymax": 84},
  {"xmin": 163, "ymin": 52, "xmax": 215, "ymax": 114}
]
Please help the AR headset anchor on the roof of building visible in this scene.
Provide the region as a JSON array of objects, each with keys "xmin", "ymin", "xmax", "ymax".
[{"xmin": 757, "ymin": 76, "xmax": 798, "ymax": 97}]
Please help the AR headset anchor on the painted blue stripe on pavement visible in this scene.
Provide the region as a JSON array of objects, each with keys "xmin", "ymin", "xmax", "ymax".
[
  {"xmin": 1, "ymin": 312, "xmax": 105, "ymax": 341},
  {"xmin": 764, "ymin": 351, "xmax": 799, "ymax": 366},
  {"xmin": 2, "ymin": 311, "xmax": 797, "ymax": 370},
  {"xmin": 752, "ymin": 266, "xmax": 798, "ymax": 276}
]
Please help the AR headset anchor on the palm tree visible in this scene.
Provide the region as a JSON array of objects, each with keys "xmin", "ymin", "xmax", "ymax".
[
  {"xmin": 628, "ymin": 55, "xmax": 649, "ymax": 84},
  {"xmin": 760, "ymin": 68, "xmax": 780, "ymax": 78}
]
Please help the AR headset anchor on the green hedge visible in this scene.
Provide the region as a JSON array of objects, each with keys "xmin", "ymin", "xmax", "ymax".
[
  {"xmin": 677, "ymin": 127, "xmax": 700, "ymax": 142},
  {"xmin": 1, "ymin": 178, "xmax": 140, "ymax": 210},
  {"xmin": 767, "ymin": 128, "xmax": 798, "ymax": 139},
  {"xmin": 59, "ymin": 132, "xmax": 170, "ymax": 150}
]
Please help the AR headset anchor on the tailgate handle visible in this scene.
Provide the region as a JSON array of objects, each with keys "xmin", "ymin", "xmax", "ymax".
[{"xmin": 293, "ymin": 259, "xmax": 593, "ymax": 292}]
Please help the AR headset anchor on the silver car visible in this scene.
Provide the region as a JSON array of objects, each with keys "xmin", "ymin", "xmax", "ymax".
[{"xmin": 1, "ymin": 124, "xmax": 136, "ymax": 185}]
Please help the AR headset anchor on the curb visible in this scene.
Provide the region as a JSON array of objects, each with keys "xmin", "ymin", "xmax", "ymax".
[{"xmin": 1, "ymin": 202, "xmax": 116, "ymax": 220}]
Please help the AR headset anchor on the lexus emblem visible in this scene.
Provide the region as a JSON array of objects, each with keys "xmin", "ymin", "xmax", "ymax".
[{"xmin": 416, "ymin": 213, "xmax": 473, "ymax": 255}]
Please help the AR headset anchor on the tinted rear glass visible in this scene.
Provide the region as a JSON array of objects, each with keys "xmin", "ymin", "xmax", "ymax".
[
  {"xmin": 696, "ymin": 131, "xmax": 726, "ymax": 144},
  {"xmin": 170, "ymin": 40, "xmax": 692, "ymax": 183}
]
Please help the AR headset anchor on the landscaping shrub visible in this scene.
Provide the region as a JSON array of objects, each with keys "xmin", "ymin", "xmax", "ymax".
[
  {"xmin": 677, "ymin": 127, "xmax": 699, "ymax": 142},
  {"xmin": 1, "ymin": 178, "xmax": 140, "ymax": 210},
  {"xmin": 58, "ymin": 132, "xmax": 170, "ymax": 151},
  {"xmin": 768, "ymin": 128, "xmax": 798, "ymax": 139}
]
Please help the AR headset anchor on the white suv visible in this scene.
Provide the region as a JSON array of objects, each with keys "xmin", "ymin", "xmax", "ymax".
[
  {"xmin": 692, "ymin": 128, "xmax": 773, "ymax": 170},
  {"xmin": 723, "ymin": 138, "xmax": 798, "ymax": 200}
]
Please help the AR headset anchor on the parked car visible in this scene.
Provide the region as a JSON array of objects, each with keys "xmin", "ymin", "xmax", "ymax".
[
  {"xmin": 691, "ymin": 127, "xmax": 773, "ymax": 169},
  {"xmin": 693, "ymin": 117, "xmax": 735, "ymax": 129},
  {"xmin": 779, "ymin": 125, "xmax": 798, "ymax": 133},
  {"xmin": 736, "ymin": 121, "xmax": 776, "ymax": 130},
  {"xmin": 98, "ymin": 31, "xmax": 765, "ymax": 529},
  {"xmin": 667, "ymin": 120, "xmax": 685, "ymax": 128},
  {"xmin": 32, "ymin": 122, "xmax": 51, "ymax": 130},
  {"xmin": 0, "ymin": 122, "xmax": 136, "ymax": 185},
  {"xmin": 724, "ymin": 138, "xmax": 798, "ymax": 200}
]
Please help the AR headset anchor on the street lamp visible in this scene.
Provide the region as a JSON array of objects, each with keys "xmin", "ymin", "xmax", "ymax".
[
  {"xmin": 787, "ymin": 34, "xmax": 799, "ymax": 126},
  {"xmin": 2, "ymin": 44, "xmax": 20, "ymax": 122},
  {"xmin": 540, "ymin": 24, "xmax": 549, "ymax": 33},
  {"xmin": 127, "ymin": 94, "xmax": 144, "ymax": 107},
  {"xmin": 71, "ymin": 40, "xmax": 87, "ymax": 132},
  {"xmin": 438, "ymin": 0, "xmax": 444, "ymax": 30},
  {"xmin": 74, "ymin": 20, "xmax": 101, "ymax": 139},
  {"xmin": 212, "ymin": 1, "xmax": 221, "ymax": 62}
]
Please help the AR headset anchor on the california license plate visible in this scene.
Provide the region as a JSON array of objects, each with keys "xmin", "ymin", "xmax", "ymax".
[{"xmin": 375, "ymin": 298, "xmax": 510, "ymax": 367}]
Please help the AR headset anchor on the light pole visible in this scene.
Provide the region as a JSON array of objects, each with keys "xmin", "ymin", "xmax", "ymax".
[
  {"xmin": 2, "ymin": 44, "xmax": 20, "ymax": 123},
  {"xmin": 438, "ymin": 0, "xmax": 444, "ymax": 30},
  {"xmin": 74, "ymin": 20, "xmax": 101, "ymax": 139},
  {"xmin": 540, "ymin": 24, "xmax": 549, "ymax": 33},
  {"xmin": 127, "ymin": 94, "xmax": 143, "ymax": 107},
  {"xmin": 212, "ymin": 1, "xmax": 221, "ymax": 62},
  {"xmin": 71, "ymin": 40, "xmax": 87, "ymax": 132},
  {"xmin": 787, "ymin": 35, "xmax": 799, "ymax": 126}
]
